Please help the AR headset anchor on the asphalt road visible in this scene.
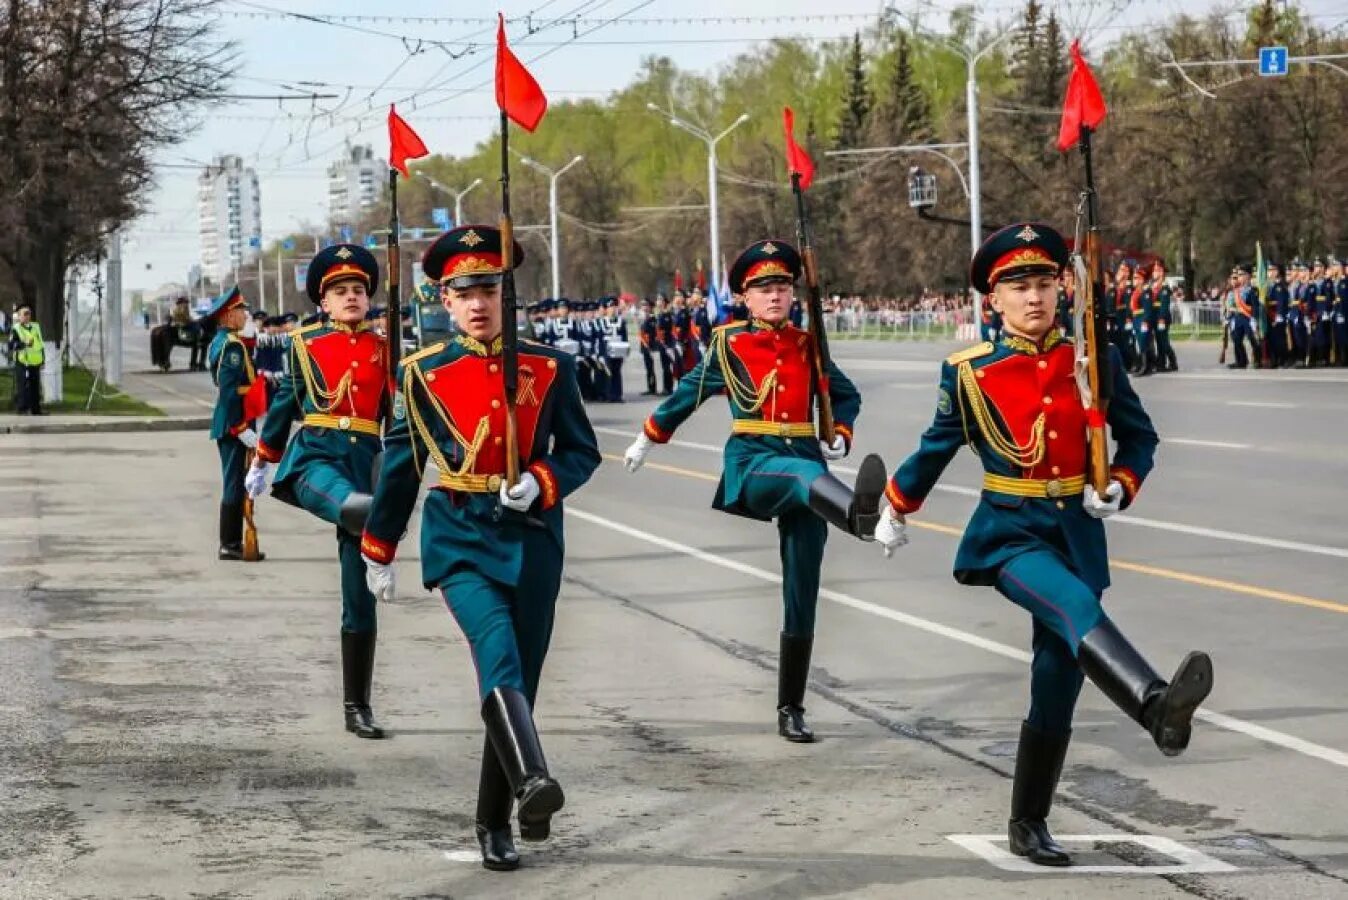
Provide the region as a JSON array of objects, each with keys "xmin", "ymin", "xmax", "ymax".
[{"xmin": 4, "ymin": 336, "xmax": 1348, "ymax": 898}]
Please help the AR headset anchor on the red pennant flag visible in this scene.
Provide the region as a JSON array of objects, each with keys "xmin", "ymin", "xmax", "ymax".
[
  {"xmin": 1057, "ymin": 40, "xmax": 1108, "ymax": 152},
  {"xmin": 388, "ymin": 105, "xmax": 429, "ymax": 177},
  {"xmin": 242, "ymin": 375, "xmax": 269, "ymax": 422},
  {"xmin": 782, "ymin": 106, "xmax": 815, "ymax": 190},
  {"xmin": 495, "ymin": 13, "xmax": 547, "ymax": 132}
]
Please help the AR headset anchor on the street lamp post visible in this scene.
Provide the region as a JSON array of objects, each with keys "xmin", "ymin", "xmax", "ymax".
[
  {"xmin": 416, "ymin": 172, "xmax": 484, "ymax": 227},
  {"xmin": 647, "ymin": 104, "xmax": 749, "ymax": 290},
  {"xmin": 518, "ymin": 154, "xmax": 584, "ymax": 299}
]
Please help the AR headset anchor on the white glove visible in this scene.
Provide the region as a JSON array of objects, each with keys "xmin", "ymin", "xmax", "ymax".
[
  {"xmin": 624, "ymin": 434, "xmax": 654, "ymax": 473},
  {"xmin": 1083, "ymin": 480, "xmax": 1124, "ymax": 519},
  {"xmin": 363, "ymin": 555, "xmax": 396, "ymax": 601},
  {"xmin": 873, "ymin": 504, "xmax": 909, "ymax": 558},
  {"xmin": 820, "ymin": 434, "xmax": 847, "ymax": 461},
  {"xmin": 237, "ymin": 428, "xmax": 259, "ymax": 449},
  {"xmin": 1157, "ymin": 322, "xmax": 1167, "ymax": 331},
  {"xmin": 244, "ymin": 461, "xmax": 272, "ymax": 499},
  {"xmin": 499, "ymin": 473, "xmax": 540, "ymax": 512}
]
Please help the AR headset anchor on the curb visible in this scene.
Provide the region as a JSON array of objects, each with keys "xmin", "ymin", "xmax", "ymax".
[{"xmin": 0, "ymin": 416, "xmax": 211, "ymax": 435}]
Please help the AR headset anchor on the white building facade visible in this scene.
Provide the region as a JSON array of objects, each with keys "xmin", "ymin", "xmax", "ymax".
[
  {"xmin": 328, "ymin": 144, "xmax": 384, "ymax": 228},
  {"xmin": 198, "ymin": 154, "xmax": 262, "ymax": 285}
]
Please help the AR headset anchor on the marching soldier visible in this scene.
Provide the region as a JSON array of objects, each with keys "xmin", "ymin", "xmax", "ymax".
[
  {"xmin": 1228, "ymin": 264, "xmax": 1260, "ymax": 369},
  {"xmin": 359, "ymin": 225, "xmax": 600, "ymax": 871},
  {"xmin": 1265, "ymin": 262, "xmax": 1290, "ymax": 369},
  {"xmin": 1128, "ymin": 265, "xmax": 1155, "ymax": 376},
  {"xmin": 654, "ymin": 296, "xmax": 675, "ymax": 395},
  {"xmin": 979, "ymin": 299, "xmax": 1002, "ymax": 343},
  {"xmin": 244, "ymin": 244, "xmax": 391, "ymax": 740},
  {"xmin": 1331, "ymin": 257, "xmax": 1347, "ymax": 366},
  {"xmin": 623, "ymin": 239, "xmax": 887, "ymax": 743},
  {"xmin": 638, "ymin": 298, "xmax": 658, "ymax": 396},
  {"xmin": 598, "ymin": 297, "xmax": 628, "ymax": 402},
  {"xmin": 1308, "ymin": 259, "xmax": 1330, "ymax": 366},
  {"xmin": 1150, "ymin": 261, "xmax": 1178, "ymax": 372},
  {"xmin": 205, "ymin": 286, "xmax": 265, "ymax": 561},
  {"xmin": 873, "ymin": 223, "xmax": 1213, "ymax": 867},
  {"xmin": 587, "ymin": 302, "xmax": 611, "ymax": 402},
  {"xmin": 1111, "ymin": 260, "xmax": 1137, "ymax": 372},
  {"xmin": 1288, "ymin": 260, "xmax": 1309, "ymax": 365}
]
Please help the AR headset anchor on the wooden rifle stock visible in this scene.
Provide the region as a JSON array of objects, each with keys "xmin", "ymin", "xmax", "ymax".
[
  {"xmin": 1078, "ymin": 128, "xmax": 1112, "ymax": 496},
  {"xmin": 791, "ymin": 173, "xmax": 835, "ymax": 445},
  {"xmin": 499, "ymin": 111, "xmax": 520, "ymax": 489},
  {"xmin": 242, "ymin": 449, "xmax": 262, "ymax": 561}
]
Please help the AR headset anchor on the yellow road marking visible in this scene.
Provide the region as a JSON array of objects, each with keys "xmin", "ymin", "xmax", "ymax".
[{"xmin": 603, "ymin": 453, "xmax": 1348, "ymax": 615}]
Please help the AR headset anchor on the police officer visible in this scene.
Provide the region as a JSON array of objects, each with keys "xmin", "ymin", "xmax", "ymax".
[
  {"xmin": 10, "ymin": 305, "xmax": 44, "ymax": 414},
  {"xmin": 1150, "ymin": 261, "xmax": 1178, "ymax": 372},
  {"xmin": 874, "ymin": 223, "xmax": 1212, "ymax": 867},
  {"xmin": 244, "ymin": 244, "xmax": 391, "ymax": 740},
  {"xmin": 206, "ymin": 286, "xmax": 265, "ymax": 561},
  {"xmin": 360, "ymin": 225, "xmax": 600, "ymax": 872},
  {"xmin": 623, "ymin": 239, "xmax": 887, "ymax": 743}
]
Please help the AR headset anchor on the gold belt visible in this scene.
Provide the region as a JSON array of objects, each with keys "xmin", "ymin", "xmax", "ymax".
[
  {"xmin": 731, "ymin": 420, "xmax": 817, "ymax": 438},
  {"xmin": 303, "ymin": 414, "xmax": 381, "ymax": 436},
  {"xmin": 438, "ymin": 472, "xmax": 504, "ymax": 493},
  {"xmin": 982, "ymin": 473, "xmax": 1086, "ymax": 499}
]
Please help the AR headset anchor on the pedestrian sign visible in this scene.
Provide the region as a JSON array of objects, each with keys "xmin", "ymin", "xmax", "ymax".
[{"xmin": 1259, "ymin": 46, "xmax": 1288, "ymax": 77}]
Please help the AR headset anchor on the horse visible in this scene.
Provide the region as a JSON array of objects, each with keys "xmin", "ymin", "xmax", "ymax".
[{"xmin": 150, "ymin": 319, "xmax": 215, "ymax": 372}]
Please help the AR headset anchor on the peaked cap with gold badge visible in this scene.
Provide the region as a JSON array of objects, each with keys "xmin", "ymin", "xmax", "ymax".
[
  {"xmin": 969, "ymin": 222, "xmax": 1069, "ymax": 295},
  {"xmin": 422, "ymin": 225, "xmax": 526, "ymax": 290},
  {"xmin": 728, "ymin": 239, "xmax": 802, "ymax": 294},
  {"xmin": 306, "ymin": 243, "xmax": 381, "ymax": 304}
]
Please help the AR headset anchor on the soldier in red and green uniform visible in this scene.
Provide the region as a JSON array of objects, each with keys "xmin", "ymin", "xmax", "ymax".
[
  {"xmin": 623, "ymin": 239, "xmax": 887, "ymax": 744},
  {"xmin": 874, "ymin": 223, "xmax": 1214, "ymax": 868},
  {"xmin": 206, "ymin": 286, "xmax": 266, "ymax": 561},
  {"xmin": 360, "ymin": 225, "xmax": 600, "ymax": 872},
  {"xmin": 244, "ymin": 244, "xmax": 392, "ymax": 740}
]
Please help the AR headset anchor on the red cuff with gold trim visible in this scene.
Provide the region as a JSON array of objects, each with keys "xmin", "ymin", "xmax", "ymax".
[
  {"xmin": 528, "ymin": 461, "xmax": 560, "ymax": 510},
  {"xmin": 885, "ymin": 478, "xmax": 923, "ymax": 515},
  {"xmin": 1110, "ymin": 466, "xmax": 1141, "ymax": 505},
  {"xmin": 834, "ymin": 422, "xmax": 854, "ymax": 451},
  {"xmin": 360, "ymin": 531, "xmax": 396, "ymax": 564},
  {"xmin": 229, "ymin": 421, "xmax": 248, "ymax": 437},
  {"xmin": 643, "ymin": 417, "xmax": 673, "ymax": 444},
  {"xmin": 256, "ymin": 440, "xmax": 283, "ymax": 464}
]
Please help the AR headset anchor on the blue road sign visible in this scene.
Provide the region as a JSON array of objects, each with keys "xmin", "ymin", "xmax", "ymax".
[
  {"xmin": 365, "ymin": 235, "xmax": 379, "ymax": 249},
  {"xmin": 432, "ymin": 207, "xmax": 451, "ymax": 229},
  {"xmin": 248, "ymin": 235, "xmax": 261, "ymax": 249},
  {"xmin": 1259, "ymin": 46, "xmax": 1288, "ymax": 77},
  {"xmin": 340, "ymin": 225, "xmax": 353, "ymax": 242},
  {"xmin": 282, "ymin": 238, "xmax": 295, "ymax": 251}
]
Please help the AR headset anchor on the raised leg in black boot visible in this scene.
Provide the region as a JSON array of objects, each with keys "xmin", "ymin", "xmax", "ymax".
[
  {"xmin": 806, "ymin": 453, "xmax": 887, "ymax": 538},
  {"xmin": 1077, "ymin": 619, "xmax": 1212, "ymax": 756},
  {"xmin": 1008, "ymin": 722, "xmax": 1072, "ymax": 866},
  {"xmin": 341, "ymin": 630, "xmax": 386, "ymax": 739},
  {"xmin": 475, "ymin": 738, "xmax": 520, "ymax": 871},
  {"xmin": 482, "ymin": 687, "xmax": 564, "ymax": 842},
  {"xmin": 777, "ymin": 632, "xmax": 815, "ymax": 743}
]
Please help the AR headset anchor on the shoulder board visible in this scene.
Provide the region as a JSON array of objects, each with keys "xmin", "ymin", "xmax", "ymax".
[
  {"xmin": 713, "ymin": 321, "xmax": 747, "ymax": 333},
  {"xmin": 945, "ymin": 341, "xmax": 995, "ymax": 366},
  {"xmin": 520, "ymin": 338, "xmax": 550, "ymax": 350},
  {"xmin": 292, "ymin": 321, "xmax": 325, "ymax": 337},
  {"xmin": 224, "ymin": 333, "xmax": 244, "ymax": 348},
  {"xmin": 402, "ymin": 341, "xmax": 447, "ymax": 368}
]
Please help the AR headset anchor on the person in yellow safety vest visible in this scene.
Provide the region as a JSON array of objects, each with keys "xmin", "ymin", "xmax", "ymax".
[{"xmin": 11, "ymin": 305, "xmax": 45, "ymax": 415}]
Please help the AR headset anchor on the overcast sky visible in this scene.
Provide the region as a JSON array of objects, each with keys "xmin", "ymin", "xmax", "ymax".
[{"xmin": 121, "ymin": 0, "xmax": 1346, "ymax": 293}]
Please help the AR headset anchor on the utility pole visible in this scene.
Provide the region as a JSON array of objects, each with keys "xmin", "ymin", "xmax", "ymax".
[
  {"xmin": 517, "ymin": 154, "xmax": 584, "ymax": 299},
  {"xmin": 106, "ymin": 230, "xmax": 122, "ymax": 386},
  {"xmin": 648, "ymin": 104, "xmax": 750, "ymax": 291}
]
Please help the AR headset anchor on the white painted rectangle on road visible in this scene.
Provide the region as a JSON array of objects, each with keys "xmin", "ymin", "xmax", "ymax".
[
  {"xmin": 1166, "ymin": 437, "xmax": 1251, "ymax": 450},
  {"xmin": 1227, "ymin": 400, "xmax": 1298, "ymax": 409},
  {"xmin": 947, "ymin": 834, "xmax": 1237, "ymax": 875}
]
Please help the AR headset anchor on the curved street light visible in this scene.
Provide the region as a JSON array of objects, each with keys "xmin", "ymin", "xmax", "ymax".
[{"xmin": 516, "ymin": 153, "xmax": 584, "ymax": 298}]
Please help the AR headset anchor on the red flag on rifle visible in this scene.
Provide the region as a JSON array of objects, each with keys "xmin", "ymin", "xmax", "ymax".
[
  {"xmin": 782, "ymin": 106, "xmax": 814, "ymax": 190},
  {"xmin": 1057, "ymin": 40, "xmax": 1108, "ymax": 152},
  {"xmin": 496, "ymin": 13, "xmax": 548, "ymax": 132},
  {"xmin": 388, "ymin": 105, "xmax": 429, "ymax": 177}
]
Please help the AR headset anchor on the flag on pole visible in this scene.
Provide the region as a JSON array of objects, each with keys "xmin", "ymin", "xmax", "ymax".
[
  {"xmin": 709, "ymin": 259, "xmax": 731, "ymax": 325},
  {"xmin": 782, "ymin": 106, "xmax": 815, "ymax": 190},
  {"xmin": 1056, "ymin": 40, "xmax": 1108, "ymax": 152},
  {"xmin": 495, "ymin": 13, "xmax": 548, "ymax": 132},
  {"xmin": 388, "ymin": 105, "xmax": 429, "ymax": 177}
]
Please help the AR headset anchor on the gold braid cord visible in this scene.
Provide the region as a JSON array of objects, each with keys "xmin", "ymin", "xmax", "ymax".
[
  {"xmin": 292, "ymin": 337, "xmax": 354, "ymax": 414},
  {"xmin": 402, "ymin": 362, "xmax": 490, "ymax": 482},
  {"xmin": 955, "ymin": 361, "xmax": 1046, "ymax": 469},
  {"xmin": 709, "ymin": 329, "xmax": 778, "ymax": 415}
]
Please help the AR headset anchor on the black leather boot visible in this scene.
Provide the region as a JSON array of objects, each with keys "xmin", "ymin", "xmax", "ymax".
[
  {"xmin": 777, "ymin": 632, "xmax": 815, "ymax": 743},
  {"xmin": 482, "ymin": 687, "xmax": 564, "ymax": 842},
  {"xmin": 339, "ymin": 492, "xmax": 373, "ymax": 537},
  {"xmin": 1007, "ymin": 721, "xmax": 1072, "ymax": 866},
  {"xmin": 218, "ymin": 503, "xmax": 245, "ymax": 560},
  {"xmin": 806, "ymin": 453, "xmax": 886, "ymax": 539},
  {"xmin": 341, "ymin": 631, "xmax": 386, "ymax": 739},
  {"xmin": 1077, "ymin": 620, "xmax": 1212, "ymax": 757},
  {"xmin": 475, "ymin": 737, "xmax": 520, "ymax": 871}
]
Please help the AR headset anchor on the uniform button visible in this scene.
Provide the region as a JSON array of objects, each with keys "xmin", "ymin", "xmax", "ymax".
[
  {"xmin": 776, "ymin": 357, "xmax": 783, "ymax": 365},
  {"xmin": 976, "ymin": 370, "xmax": 985, "ymax": 379},
  {"xmin": 489, "ymin": 364, "xmax": 499, "ymax": 373},
  {"xmin": 1051, "ymin": 465, "xmax": 1061, "ymax": 475},
  {"xmin": 1049, "ymin": 430, "xmax": 1058, "ymax": 440},
  {"xmin": 426, "ymin": 373, "xmax": 436, "ymax": 382},
  {"xmin": 491, "ymin": 399, "xmax": 501, "ymax": 409},
  {"xmin": 494, "ymin": 436, "xmax": 503, "ymax": 445},
  {"xmin": 1042, "ymin": 396, "xmax": 1052, "ymax": 405},
  {"xmin": 777, "ymin": 384, "xmax": 786, "ymax": 392},
  {"xmin": 784, "ymin": 437, "xmax": 793, "ymax": 445},
  {"xmin": 349, "ymin": 436, "xmax": 357, "ymax": 444},
  {"xmin": 351, "ymin": 360, "xmax": 359, "ymax": 368},
  {"xmin": 351, "ymin": 385, "xmax": 359, "ymax": 392},
  {"xmin": 350, "ymin": 337, "xmax": 357, "ymax": 345},
  {"xmin": 547, "ymin": 359, "xmax": 557, "ymax": 369},
  {"xmin": 1055, "ymin": 500, "xmax": 1066, "ymax": 510},
  {"xmin": 1038, "ymin": 359, "xmax": 1048, "ymax": 369}
]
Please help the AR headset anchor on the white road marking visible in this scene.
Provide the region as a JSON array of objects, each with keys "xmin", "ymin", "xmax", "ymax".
[
  {"xmin": 1227, "ymin": 400, "xmax": 1297, "ymax": 409},
  {"xmin": 1166, "ymin": 437, "xmax": 1251, "ymax": 450},
  {"xmin": 442, "ymin": 849, "xmax": 482, "ymax": 864},
  {"xmin": 595, "ymin": 427, "xmax": 1348, "ymax": 561},
  {"xmin": 947, "ymin": 834, "xmax": 1237, "ymax": 875},
  {"xmin": 569, "ymin": 507, "xmax": 1348, "ymax": 772}
]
